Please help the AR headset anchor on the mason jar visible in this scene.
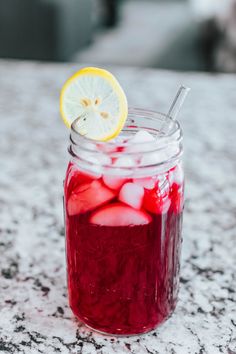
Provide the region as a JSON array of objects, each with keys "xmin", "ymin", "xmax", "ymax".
[{"xmin": 64, "ymin": 108, "xmax": 184, "ymax": 335}]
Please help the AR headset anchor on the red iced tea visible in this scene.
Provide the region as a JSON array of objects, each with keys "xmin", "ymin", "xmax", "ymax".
[{"xmin": 64, "ymin": 160, "xmax": 184, "ymax": 335}]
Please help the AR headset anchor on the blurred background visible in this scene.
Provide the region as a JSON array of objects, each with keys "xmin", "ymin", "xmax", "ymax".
[{"xmin": 0, "ymin": 0, "xmax": 236, "ymax": 72}]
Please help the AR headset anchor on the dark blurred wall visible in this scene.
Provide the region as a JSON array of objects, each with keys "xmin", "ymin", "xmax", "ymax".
[{"xmin": 0, "ymin": 0, "xmax": 93, "ymax": 61}]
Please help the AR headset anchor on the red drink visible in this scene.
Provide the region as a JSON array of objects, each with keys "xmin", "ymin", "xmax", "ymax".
[{"xmin": 64, "ymin": 161, "xmax": 184, "ymax": 335}]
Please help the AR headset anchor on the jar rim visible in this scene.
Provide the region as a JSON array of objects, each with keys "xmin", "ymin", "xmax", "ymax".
[
  {"xmin": 69, "ymin": 107, "xmax": 183, "ymax": 177},
  {"xmin": 71, "ymin": 107, "xmax": 182, "ymax": 149}
]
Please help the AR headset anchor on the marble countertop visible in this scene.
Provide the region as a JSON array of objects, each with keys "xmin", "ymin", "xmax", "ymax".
[{"xmin": 0, "ymin": 60, "xmax": 235, "ymax": 354}]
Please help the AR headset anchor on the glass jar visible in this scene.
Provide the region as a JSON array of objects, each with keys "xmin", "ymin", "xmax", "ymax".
[{"xmin": 64, "ymin": 108, "xmax": 184, "ymax": 335}]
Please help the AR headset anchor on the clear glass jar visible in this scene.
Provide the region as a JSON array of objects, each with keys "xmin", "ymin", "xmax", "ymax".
[{"xmin": 64, "ymin": 108, "xmax": 184, "ymax": 335}]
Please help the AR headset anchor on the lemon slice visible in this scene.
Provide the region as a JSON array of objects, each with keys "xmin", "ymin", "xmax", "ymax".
[{"xmin": 60, "ymin": 67, "xmax": 128, "ymax": 141}]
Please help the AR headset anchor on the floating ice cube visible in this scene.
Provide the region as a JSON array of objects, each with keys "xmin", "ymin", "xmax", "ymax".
[
  {"xmin": 140, "ymin": 143, "xmax": 179, "ymax": 168},
  {"xmin": 103, "ymin": 175, "xmax": 127, "ymax": 190},
  {"xmin": 126, "ymin": 130, "xmax": 157, "ymax": 153},
  {"xmin": 99, "ymin": 155, "xmax": 111, "ymax": 168},
  {"xmin": 131, "ymin": 130, "xmax": 156, "ymax": 143},
  {"xmin": 79, "ymin": 153, "xmax": 111, "ymax": 177},
  {"xmin": 67, "ymin": 180, "xmax": 116, "ymax": 215},
  {"xmin": 114, "ymin": 156, "xmax": 136, "ymax": 168},
  {"xmin": 90, "ymin": 203, "xmax": 152, "ymax": 226},
  {"xmin": 119, "ymin": 182, "xmax": 144, "ymax": 209},
  {"xmin": 140, "ymin": 152, "xmax": 168, "ymax": 167},
  {"xmin": 133, "ymin": 177, "xmax": 156, "ymax": 190},
  {"xmin": 108, "ymin": 156, "xmax": 137, "ymax": 176}
]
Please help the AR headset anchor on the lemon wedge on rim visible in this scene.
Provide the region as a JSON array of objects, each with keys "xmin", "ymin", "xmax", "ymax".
[{"xmin": 60, "ymin": 67, "xmax": 128, "ymax": 141}]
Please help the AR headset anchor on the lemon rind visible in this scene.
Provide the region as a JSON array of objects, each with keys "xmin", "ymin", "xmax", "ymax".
[{"xmin": 60, "ymin": 67, "xmax": 128, "ymax": 141}]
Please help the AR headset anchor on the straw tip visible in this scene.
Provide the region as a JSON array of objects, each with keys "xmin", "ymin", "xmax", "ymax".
[{"xmin": 180, "ymin": 85, "xmax": 191, "ymax": 92}]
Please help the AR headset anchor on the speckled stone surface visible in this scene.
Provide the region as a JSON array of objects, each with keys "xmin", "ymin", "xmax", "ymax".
[{"xmin": 0, "ymin": 60, "xmax": 236, "ymax": 354}]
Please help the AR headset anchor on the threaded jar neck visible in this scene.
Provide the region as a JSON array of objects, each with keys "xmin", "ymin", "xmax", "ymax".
[{"xmin": 69, "ymin": 108, "xmax": 183, "ymax": 177}]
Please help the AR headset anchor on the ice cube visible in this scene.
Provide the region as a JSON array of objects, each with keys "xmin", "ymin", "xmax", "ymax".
[
  {"xmin": 110, "ymin": 157, "xmax": 137, "ymax": 177},
  {"xmin": 67, "ymin": 180, "xmax": 116, "ymax": 215},
  {"xmin": 95, "ymin": 154, "xmax": 111, "ymax": 166},
  {"xmin": 113, "ymin": 156, "xmax": 136, "ymax": 168},
  {"xmin": 131, "ymin": 130, "xmax": 156, "ymax": 143},
  {"xmin": 103, "ymin": 175, "xmax": 127, "ymax": 190},
  {"xmin": 79, "ymin": 153, "xmax": 111, "ymax": 177},
  {"xmin": 90, "ymin": 203, "xmax": 152, "ymax": 226},
  {"xmin": 126, "ymin": 130, "xmax": 156, "ymax": 153},
  {"xmin": 133, "ymin": 177, "xmax": 156, "ymax": 190},
  {"xmin": 140, "ymin": 151, "xmax": 168, "ymax": 166},
  {"xmin": 119, "ymin": 182, "xmax": 144, "ymax": 209}
]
